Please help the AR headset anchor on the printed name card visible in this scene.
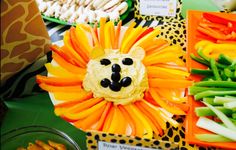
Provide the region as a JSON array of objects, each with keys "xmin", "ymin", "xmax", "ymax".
[{"xmin": 140, "ymin": 0, "xmax": 177, "ymax": 17}]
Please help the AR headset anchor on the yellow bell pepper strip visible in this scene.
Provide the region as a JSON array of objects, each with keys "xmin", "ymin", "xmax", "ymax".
[
  {"xmin": 118, "ymin": 105, "xmax": 136, "ymax": 136},
  {"xmin": 114, "ymin": 20, "xmax": 122, "ymax": 49},
  {"xmin": 63, "ymin": 31, "xmax": 87, "ymax": 67},
  {"xmin": 90, "ymin": 46, "xmax": 105, "ymax": 59},
  {"xmin": 123, "ymin": 104, "xmax": 145, "ymax": 138},
  {"xmin": 158, "ymin": 110, "xmax": 179, "ymax": 128},
  {"xmin": 110, "ymin": 22, "xmax": 115, "ymax": 49},
  {"xmin": 75, "ymin": 25, "xmax": 93, "ymax": 54},
  {"xmin": 149, "ymin": 78, "xmax": 193, "ymax": 89},
  {"xmin": 131, "ymin": 28, "xmax": 160, "ymax": 50},
  {"xmin": 70, "ymin": 27, "xmax": 90, "ymax": 62},
  {"xmin": 64, "ymin": 100, "xmax": 107, "ymax": 120},
  {"xmin": 104, "ymin": 21, "xmax": 113, "ymax": 49},
  {"xmin": 125, "ymin": 104, "xmax": 153, "ymax": 139},
  {"xmin": 147, "ymin": 66, "xmax": 190, "ymax": 79},
  {"xmin": 107, "ymin": 106, "xmax": 120, "ymax": 133},
  {"xmin": 121, "ymin": 26, "xmax": 146, "ymax": 53},
  {"xmin": 149, "ymin": 88, "xmax": 186, "ymax": 115},
  {"xmin": 52, "ymin": 52, "xmax": 86, "ymax": 74},
  {"xmin": 48, "ymin": 140, "xmax": 66, "ymax": 150},
  {"xmin": 103, "ymin": 106, "xmax": 115, "ymax": 132},
  {"xmin": 155, "ymin": 88, "xmax": 187, "ymax": 104},
  {"xmin": 53, "ymin": 91, "xmax": 92, "ymax": 102},
  {"xmin": 135, "ymin": 28, "xmax": 154, "ymax": 43},
  {"xmin": 141, "ymin": 100, "xmax": 166, "ymax": 130},
  {"xmin": 99, "ymin": 18, "xmax": 106, "ymax": 48},
  {"xmin": 35, "ymin": 140, "xmax": 54, "ymax": 150},
  {"xmin": 65, "ymin": 98, "xmax": 103, "ymax": 114},
  {"xmin": 135, "ymin": 102, "xmax": 162, "ymax": 135},
  {"xmin": 45, "ymin": 63, "xmax": 80, "ymax": 78},
  {"xmin": 95, "ymin": 102, "xmax": 112, "ymax": 130},
  {"xmin": 145, "ymin": 39, "xmax": 169, "ymax": 55},
  {"xmin": 74, "ymin": 103, "xmax": 105, "ymax": 130},
  {"xmin": 36, "ymin": 75, "xmax": 83, "ymax": 86},
  {"xmin": 120, "ymin": 21, "xmax": 136, "ymax": 48},
  {"xmin": 54, "ymin": 92, "xmax": 93, "ymax": 108},
  {"xmin": 113, "ymin": 106, "xmax": 126, "ymax": 135},
  {"xmin": 39, "ymin": 83, "xmax": 83, "ymax": 93}
]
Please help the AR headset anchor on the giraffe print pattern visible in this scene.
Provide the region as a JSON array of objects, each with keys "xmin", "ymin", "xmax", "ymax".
[{"xmin": 1, "ymin": 0, "xmax": 51, "ymax": 83}]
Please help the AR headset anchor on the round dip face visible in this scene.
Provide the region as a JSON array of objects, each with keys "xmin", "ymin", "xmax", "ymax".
[{"xmin": 83, "ymin": 50, "xmax": 149, "ymax": 105}]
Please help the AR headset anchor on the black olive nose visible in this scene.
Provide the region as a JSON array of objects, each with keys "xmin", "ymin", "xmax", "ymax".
[{"xmin": 112, "ymin": 64, "xmax": 121, "ymax": 72}]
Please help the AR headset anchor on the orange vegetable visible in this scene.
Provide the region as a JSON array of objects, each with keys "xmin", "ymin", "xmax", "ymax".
[
  {"xmin": 95, "ymin": 102, "xmax": 112, "ymax": 130},
  {"xmin": 103, "ymin": 106, "xmax": 115, "ymax": 132},
  {"xmin": 120, "ymin": 21, "xmax": 136, "ymax": 47},
  {"xmin": 53, "ymin": 91, "xmax": 92, "ymax": 101},
  {"xmin": 114, "ymin": 20, "xmax": 122, "ymax": 49},
  {"xmin": 75, "ymin": 25, "xmax": 93, "ymax": 53},
  {"xmin": 39, "ymin": 83, "xmax": 83, "ymax": 93},
  {"xmin": 149, "ymin": 88, "xmax": 186, "ymax": 115},
  {"xmin": 99, "ymin": 18, "xmax": 106, "ymax": 48},
  {"xmin": 149, "ymin": 78, "xmax": 193, "ymax": 88}
]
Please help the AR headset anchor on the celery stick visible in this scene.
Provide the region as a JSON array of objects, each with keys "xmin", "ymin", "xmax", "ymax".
[
  {"xmin": 224, "ymin": 101, "xmax": 236, "ymax": 110},
  {"xmin": 196, "ymin": 117, "xmax": 236, "ymax": 141},
  {"xmin": 194, "ymin": 81, "xmax": 236, "ymax": 88},
  {"xmin": 188, "ymin": 86, "xmax": 235, "ymax": 95},
  {"xmin": 203, "ymin": 97, "xmax": 219, "ymax": 106},
  {"xmin": 195, "ymin": 134, "xmax": 233, "ymax": 142},
  {"xmin": 195, "ymin": 90, "xmax": 236, "ymax": 100},
  {"xmin": 204, "ymin": 102, "xmax": 236, "ymax": 130},
  {"xmin": 233, "ymin": 113, "xmax": 236, "ymax": 119},
  {"xmin": 195, "ymin": 107, "xmax": 232, "ymax": 117},
  {"xmin": 214, "ymin": 96, "xmax": 236, "ymax": 105}
]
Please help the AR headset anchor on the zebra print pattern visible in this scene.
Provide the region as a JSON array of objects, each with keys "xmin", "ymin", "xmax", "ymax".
[{"xmin": 0, "ymin": 11, "xmax": 170, "ymax": 100}]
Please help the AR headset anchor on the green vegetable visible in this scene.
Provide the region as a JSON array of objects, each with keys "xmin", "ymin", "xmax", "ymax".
[
  {"xmin": 189, "ymin": 86, "xmax": 235, "ymax": 95},
  {"xmin": 196, "ymin": 117, "xmax": 236, "ymax": 141},
  {"xmin": 203, "ymin": 97, "xmax": 218, "ymax": 106},
  {"xmin": 232, "ymin": 113, "xmax": 236, "ymax": 119},
  {"xmin": 194, "ymin": 81, "xmax": 236, "ymax": 88},
  {"xmin": 195, "ymin": 107, "xmax": 232, "ymax": 117},
  {"xmin": 214, "ymin": 96, "xmax": 236, "ymax": 105},
  {"xmin": 190, "ymin": 53, "xmax": 209, "ymax": 66},
  {"xmin": 195, "ymin": 134, "xmax": 233, "ymax": 142},
  {"xmin": 191, "ymin": 68, "xmax": 213, "ymax": 76},
  {"xmin": 218, "ymin": 54, "xmax": 233, "ymax": 65},
  {"xmin": 203, "ymin": 102, "xmax": 236, "ymax": 130},
  {"xmin": 195, "ymin": 90, "xmax": 236, "ymax": 100},
  {"xmin": 210, "ymin": 58, "xmax": 222, "ymax": 81},
  {"xmin": 224, "ymin": 101, "xmax": 236, "ymax": 110}
]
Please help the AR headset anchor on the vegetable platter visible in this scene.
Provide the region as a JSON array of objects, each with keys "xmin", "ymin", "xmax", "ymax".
[
  {"xmin": 186, "ymin": 10, "xmax": 236, "ymax": 149},
  {"xmin": 36, "ymin": 0, "xmax": 133, "ymax": 26}
]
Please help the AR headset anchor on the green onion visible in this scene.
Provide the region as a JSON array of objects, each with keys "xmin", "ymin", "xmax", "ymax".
[
  {"xmin": 190, "ymin": 53, "xmax": 209, "ymax": 66},
  {"xmin": 218, "ymin": 54, "xmax": 233, "ymax": 65},
  {"xmin": 194, "ymin": 81, "xmax": 236, "ymax": 88},
  {"xmin": 191, "ymin": 68, "xmax": 213, "ymax": 76},
  {"xmin": 210, "ymin": 58, "xmax": 222, "ymax": 81},
  {"xmin": 189, "ymin": 86, "xmax": 235, "ymax": 95},
  {"xmin": 195, "ymin": 90, "xmax": 236, "ymax": 100}
]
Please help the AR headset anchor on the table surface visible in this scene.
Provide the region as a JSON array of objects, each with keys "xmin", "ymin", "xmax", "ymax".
[{"xmin": 1, "ymin": 1, "xmax": 222, "ymax": 150}]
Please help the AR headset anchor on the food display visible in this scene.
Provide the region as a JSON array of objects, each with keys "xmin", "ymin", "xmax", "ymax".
[
  {"xmin": 17, "ymin": 140, "xmax": 66, "ymax": 150},
  {"xmin": 36, "ymin": 18, "xmax": 192, "ymax": 138},
  {"xmin": 36, "ymin": 0, "xmax": 131, "ymax": 25},
  {"xmin": 186, "ymin": 10, "xmax": 236, "ymax": 149}
]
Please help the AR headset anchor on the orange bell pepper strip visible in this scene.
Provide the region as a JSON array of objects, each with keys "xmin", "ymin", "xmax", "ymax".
[
  {"xmin": 69, "ymin": 27, "xmax": 89, "ymax": 62},
  {"xmin": 121, "ymin": 26, "xmax": 146, "ymax": 53},
  {"xmin": 140, "ymin": 100, "xmax": 166, "ymax": 130},
  {"xmin": 120, "ymin": 21, "xmax": 136, "ymax": 47},
  {"xmin": 107, "ymin": 106, "xmax": 119, "ymax": 133},
  {"xmin": 52, "ymin": 52, "xmax": 86, "ymax": 74},
  {"xmin": 99, "ymin": 18, "xmax": 106, "ymax": 48},
  {"xmin": 155, "ymin": 88, "xmax": 187, "ymax": 104},
  {"xmin": 197, "ymin": 26, "xmax": 229, "ymax": 40},
  {"xmin": 123, "ymin": 105, "xmax": 144, "ymax": 138},
  {"xmin": 149, "ymin": 88, "xmax": 186, "ymax": 115},
  {"xmin": 149, "ymin": 78, "xmax": 193, "ymax": 89},
  {"xmin": 36, "ymin": 75, "xmax": 83, "ymax": 86},
  {"xmin": 113, "ymin": 106, "xmax": 126, "ymax": 135},
  {"xmin": 104, "ymin": 21, "xmax": 113, "ymax": 49},
  {"xmin": 118, "ymin": 105, "xmax": 136, "ymax": 136},
  {"xmin": 63, "ymin": 100, "xmax": 107, "ymax": 120},
  {"xmin": 75, "ymin": 25, "xmax": 93, "ymax": 53},
  {"xmin": 144, "ymin": 91, "xmax": 158, "ymax": 106},
  {"xmin": 125, "ymin": 104, "xmax": 153, "ymax": 139},
  {"xmin": 94, "ymin": 102, "xmax": 112, "ymax": 130},
  {"xmin": 135, "ymin": 102, "xmax": 161, "ymax": 136},
  {"xmin": 114, "ymin": 20, "xmax": 122, "ymax": 49},
  {"xmin": 103, "ymin": 106, "xmax": 115, "ymax": 132},
  {"xmin": 65, "ymin": 98, "xmax": 103, "ymax": 114},
  {"xmin": 54, "ymin": 92, "xmax": 93, "ymax": 108},
  {"xmin": 134, "ymin": 28, "xmax": 154, "ymax": 43},
  {"xmin": 39, "ymin": 83, "xmax": 83, "ymax": 93},
  {"xmin": 74, "ymin": 103, "xmax": 105, "ymax": 130},
  {"xmin": 53, "ymin": 91, "xmax": 92, "ymax": 102},
  {"xmin": 63, "ymin": 31, "xmax": 87, "ymax": 67}
]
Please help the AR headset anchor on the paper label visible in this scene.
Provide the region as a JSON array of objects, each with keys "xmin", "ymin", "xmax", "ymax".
[
  {"xmin": 139, "ymin": 0, "xmax": 177, "ymax": 17},
  {"xmin": 98, "ymin": 141, "xmax": 161, "ymax": 150}
]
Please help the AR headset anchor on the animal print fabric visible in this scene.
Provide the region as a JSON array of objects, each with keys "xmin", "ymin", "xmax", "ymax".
[{"xmin": 1, "ymin": 0, "xmax": 51, "ymax": 85}]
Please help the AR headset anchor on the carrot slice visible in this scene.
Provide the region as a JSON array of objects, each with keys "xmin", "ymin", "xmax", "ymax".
[
  {"xmin": 149, "ymin": 88, "xmax": 186, "ymax": 115},
  {"xmin": 36, "ymin": 75, "xmax": 83, "ymax": 86},
  {"xmin": 114, "ymin": 106, "xmax": 126, "ymax": 135},
  {"xmin": 118, "ymin": 105, "xmax": 136, "ymax": 136},
  {"xmin": 99, "ymin": 18, "xmax": 106, "ymax": 48},
  {"xmin": 39, "ymin": 83, "xmax": 83, "ymax": 93},
  {"xmin": 149, "ymin": 78, "xmax": 193, "ymax": 88},
  {"xmin": 95, "ymin": 102, "xmax": 112, "ymax": 130},
  {"xmin": 64, "ymin": 100, "xmax": 107, "ymax": 120},
  {"xmin": 114, "ymin": 20, "xmax": 122, "ymax": 49},
  {"xmin": 52, "ymin": 52, "xmax": 86, "ymax": 74},
  {"xmin": 53, "ymin": 91, "xmax": 92, "ymax": 102}
]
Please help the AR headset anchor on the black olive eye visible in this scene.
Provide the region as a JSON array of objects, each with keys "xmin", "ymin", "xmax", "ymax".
[
  {"xmin": 100, "ymin": 59, "xmax": 111, "ymax": 66},
  {"xmin": 122, "ymin": 58, "xmax": 133, "ymax": 65}
]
